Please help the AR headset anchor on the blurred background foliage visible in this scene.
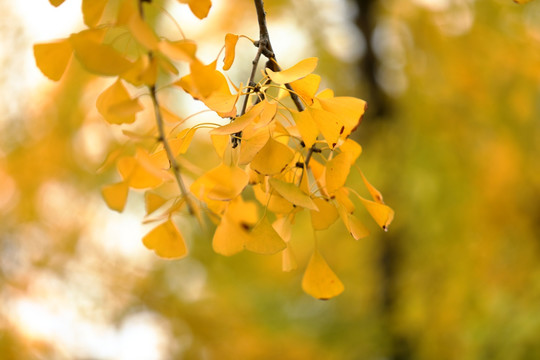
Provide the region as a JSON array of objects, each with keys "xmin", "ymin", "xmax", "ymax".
[{"xmin": 1, "ymin": 0, "xmax": 540, "ymax": 359}]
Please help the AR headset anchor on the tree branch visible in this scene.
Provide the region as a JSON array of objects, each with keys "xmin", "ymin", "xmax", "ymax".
[{"xmin": 140, "ymin": 0, "xmax": 195, "ymax": 215}]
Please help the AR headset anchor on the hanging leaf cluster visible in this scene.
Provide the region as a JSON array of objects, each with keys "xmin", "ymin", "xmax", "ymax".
[{"xmin": 34, "ymin": 0, "xmax": 393, "ymax": 299}]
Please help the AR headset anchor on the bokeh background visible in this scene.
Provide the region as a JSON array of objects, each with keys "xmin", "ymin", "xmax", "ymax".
[{"xmin": 1, "ymin": 0, "xmax": 540, "ymax": 359}]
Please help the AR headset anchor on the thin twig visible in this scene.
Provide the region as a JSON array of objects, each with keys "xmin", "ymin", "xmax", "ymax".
[{"xmin": 140, "ymin": 0, "xmax": 195, "ymax": 215}]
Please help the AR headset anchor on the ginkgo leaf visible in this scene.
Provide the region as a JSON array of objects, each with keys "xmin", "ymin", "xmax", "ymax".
[
  {"xmin": 345, "ymin": 213, "xmax": 369, "ymax": 240},
  {"xmin": 291, "ymin": 110, "xmax": 318, "ymax": 148},
  {"xmin": 128, "ymin": 13, "xmax": 159, "ymax": 50},
  {"xmin": 223, "ymin": 33, "xmax": 239, "ymax": 70},
  {"xmin": 326, "ymin": 152, "xmax": 352, "ymax": 195},
  {"xmin": 238, "ymin": 126, "xmax": 270, "ymax": 165},
  {"xmin": 158, "ymin": 40, "xmax": 197, "ymax": 62},
  {"xmin": 190, "ymin": 164, "xmax": 248, "ymax": 201},
  {"xmin": 145, "ymin": 192, "xmax": 168, "ymax": 215},
  {"xmin": 142, "ymin": 219, "xmax": 188, "ymax": 259},
  {"xmin": 96, "ymin": 80, "xmax": 142, "ymax": 124},
  {"xmin": 251, "ymin": 138, "xmax": 294, "ymax": 175},
  {"xmin": 33, "ymin": 39, "xmax": 73, "ymax": 81},
  {"xmin": 49, "ymin": 0, "xmax": 66, "ymax": 7},
  {"xmin": 268, "ymin": 178, "xmax": 318, "ymax": 210},
  {"xmin": 169, "ymin": 128, "xmax": 196, "ymax": 156},
  {"xmin": 176, "ymin": 60, "xmax": 238, "ymax": 115},
  {"xmin": 335, "ymin": 187, "xmax": 355, "ymax": 213},
  {"xmin": 290, "ymin": 74, "xmax": 321, "ymax": 105},
  {"xmin": 178, "ymin": 0, "xmax": 212, "ymax": 19},
  {"xmin": 244, "ymin": 217, "xmax": 286, "ymax": 254},
  {"xmin": 360, "ymin": 172, "xmax": 384, "ymax": 204},
  {"xmin": 107, "ymin": 98, "xmax": 144, "ymax": 117},
  {"xmin": 117, "ymin": 155, "xmax": 164, "ymax": 189},
  {"xmin": 70, "ymin": 30, "xmax": 132, "ymax": 76},
  {"xmin": 160, "ymin": 106, "xmax": 184, "ymax": 124},
  {"xmin": 266, "ymin": 57, "xmax": 318, "ymax": 84},
  {"xmin": 253, "ymin": 184, "xmax": 296, "ymax": 214},
  {"xmin": 82, "ymin": 0, "xmax": 108, "ymax": 27},
  {"xmin": 282, "ymin": 245, "xmax": 297, "ymax": 272},
  {"xmin": 213, "ymin": 216, "xmax": 249, "ymax": 256},
  {"xmin": 318, "ymin": 96, "xmax": 367, "ymax": 140},
  {"xmin": 101, "ymin": 182, "xmax": 129, "ymax": 212},
  {"xmin": 339, "ymin": 139, "xmax": 362, "ymax": 164},
  {"xmin": 302, "ymin": 249, "xmax": 344, "ymax": 300},
  {"xmin": 514, "ymin": 0, "xmax": 534, "ymax": 3},
  {"xmin": 358, "ymin": 196, "xmax": 395, "ymax": 231},
  {"xmin": 309, "ymin": 106, "xmax": 343, "ymax": 149},
  {"xmin": 310, "ymin": 198, "xmax": 339, "ymax": 230},
  {"xmin": 254, "ymin": 100, "xmax": 278, "ymax": 130}
]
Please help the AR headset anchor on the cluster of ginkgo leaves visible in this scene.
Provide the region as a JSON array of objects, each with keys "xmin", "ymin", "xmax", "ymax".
[{"xmin": 34, "ymin": 0, "xmax": 394, "ymax": 299}]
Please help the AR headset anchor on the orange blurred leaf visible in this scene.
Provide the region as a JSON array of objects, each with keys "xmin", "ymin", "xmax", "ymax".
[
  {"xmin": 33, "ymin": 39, "xmax": 73, "ymax": 81},
  {"xmin": 142, "ymin": 219, "xmax": 188, "ymax": 259},
  {"xmin": 223, "ymin": 33, "xmax": 239, "ymax": 70},
  {"xmin": 70, "ymin": 30, "xmax": 132, "ymax": 76},
  {"xmin": 101, "ymin": 182, "xmax": 129, "ymax": 212},
  {"xmin": 82, "ymin": 0, "xmax": 108, "ymax": 27},
  {"xmin": 177, "ymin": 0, "xmax": 212, "ymax": 19}
]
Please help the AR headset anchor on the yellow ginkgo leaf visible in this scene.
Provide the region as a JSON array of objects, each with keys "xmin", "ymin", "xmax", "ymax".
[
  {"xmin": 290, "ymin": 74, "xmax": 321, "ymax": 105},
  {"xmin": 291, "ymin": 110, "xmax": 318, "ymax": 149},
  {"xmin": 96, "ymin": 80, "xmax": 142, "ymax": 124},
  {"xmin": 309, "ymin": 106, "xmax": 343, "ymax": 149},
  {"xmin": 190, "ymin": 164, "xmax": 248, "ymax": 201},
  {"xmin": 514, "ymin": 0, "xmax": 534, "ymax": 3},
  {"xmin": 213, "ymin": 216, "xmax": 249, "ymax": 256},
  {"xmin": 326, "ymin": 152, "xmax": 352, "ymax": 195},
  {"xmin": 318, "ymin": 96, "xmax": 367, "ymax": 140},
  {"xmin": 82, "ymin": 0, "xmax": 108, "ymax": 27},
  {"xmin": 101, "ymin": 182, "xmax": 129, "ymax": 212},
  {"xmin": 253, "ymin": 184, "xmax": 296, "ymax": 214},
  {"xmin": 266, "ymin": 57, "xmax": 318, "ymax": 84},
  {"xmin": 251, "ymin": 138, "xmax": 294, "ymax": 175},
  {"xmin": 358, "ymin": 196, "xmax": 395, "ymax": 231},
  {"xmin": 70, "ymin": 30, "xmax": 132, "ymax": 76},
  {"xmin": 268, "ymin": 178, "xmax": 318, "ymax": 210},
  {"xmin": 33, "ymin": 39, "xmax": 73, "ymax": 81},
  {"xmin": 145, "ymin": 192, "xmax": 168, "ymax": 215},
  {"xmin": 49, "ymin": 0, "xmax": 66, "ymax": 7},
  {"xmin": 223, "ymin": 33, "xmax": 239, "ymax": 70},
  {"xmin": 108, "ymin": 98, "xmax": 144, "ymax": 118},
  {"xmin": 360, "ymin": 171, "xmax": 384, "ymax": 204},
  {"xmin": 171, "ymin": 128, "xmax": 196, "ymax": 156},
  {"xmin": 345, "ymin": 212, "xmax": 370, "ymax": 240},
  {"xmin": 158, "ymin": 40, "xmax": 197, "ymax": 63},
  {"xmin": 117, "ymin": 155, "xmax": 163, "ymax": 189},
  {"xmin": 244, "ymin": 217, "xmax": 286, "ymax": 255},
  {"xmin": 128, "ymin": 13, "xmax": 159, "ymax": 50},
  {"xmin": 142, "ymin": 219, "xmax": 188, "ymax": 259},
  {"xmin": 176, "ymin": 60, "xmax": 238, "ymax": 115},
  {"xmin": 178, "ymin": 0, "xmax": 212, "ymax": 19},
  {"xmin": 310, "ymin": 198, "xmax": 339, "ymax": 230},
  {"xmin": 335, "ymin": 187, "xmax": 355, "ymax": 213},
  {"xmin": 238, "ymin": 125, "xmax": 270, "ymax": 165},
  {"xmin": 339, "ymin": 139, "xmax": 362, "ymax": 164},
  {"xmin": 160, "ymin": 106, "xmax": 184, "ymax": 124},
  {"xmin": 302, "ymin": 249, "xmax": 344, "ymax": 300},
  {"xmin": 254, "ymin": 100, "xmax": 278, "ymax": 130}
]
